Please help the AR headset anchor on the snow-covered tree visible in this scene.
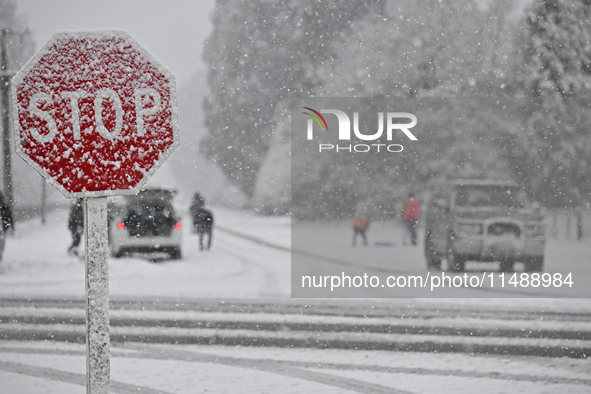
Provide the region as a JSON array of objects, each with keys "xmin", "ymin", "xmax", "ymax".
[
  {"xmin": 523, "ymin": 0, "xmax": 591, "ymax": 98},
  {"xmin": 204, "ymin": 0, "xmax": 590, "ymax": 215},
  {"xmin": 319, "ymin": 0, "xmax": 522, "ymax": 98},
  {"xmin": 202, "ymin": 0, "xmax": 380, "ymax": 199},
  {"xmin": 0, "ymin": 0, "xmax": 42, "ymax": 218},
  {"xmin": 253, "ymin": 104, "xmax": 290, "ymax": 215},
  {"xmin": 511, "ymin": 0, "xmax": 591, "ymax": 207},
  {"xmin": 288, "ymin": 1, "xmax": 527, "ymax": 219}
]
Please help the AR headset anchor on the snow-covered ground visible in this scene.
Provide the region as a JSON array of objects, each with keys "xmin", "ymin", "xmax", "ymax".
[
  {"xmin": 1, "ymin": 207, "xmax": 591, "ymax": 393},
  {"xmin": 1, "ymin": 340, "xmax": 590, "ymax": 394},
  {"xmin": 0, "ymin": 207, "xmax": 291, "ymax": 299},
  {"xmin": 0, "ymin": 206, "xmax": 590, "ymax": 305},
  {"xmin": 293, "ymin": 218, "xmax": 591, "ymax": 298}
]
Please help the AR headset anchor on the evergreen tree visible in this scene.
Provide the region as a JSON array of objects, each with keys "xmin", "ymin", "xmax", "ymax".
[
  {"xmin": 513, "ymin": 0, "xmax": 591, "ymax": 207},
  {"xmin": 1, "ymin": 0, "xmax": 39, "ymax": 214},
  {"xmin": 202, "ymin": 0, "xmax": 380, "ymax": 198}
]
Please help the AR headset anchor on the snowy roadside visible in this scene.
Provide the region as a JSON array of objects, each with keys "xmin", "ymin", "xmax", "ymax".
[
  {"xmin": 1, "ymin": 208, "xmax": 591, "ymax": 393},
  {"xmin": 0, "ymin": 207, "xmax": 292, "ymax": 300},
  {"xmin": 1, "ymin": 207, "xmax": 591, "ymax": 308}
]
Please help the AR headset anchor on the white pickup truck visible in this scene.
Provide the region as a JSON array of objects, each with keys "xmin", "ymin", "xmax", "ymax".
[{"xmin": 424, "ymin": 180, "xmax": 545, "ymax": 272}]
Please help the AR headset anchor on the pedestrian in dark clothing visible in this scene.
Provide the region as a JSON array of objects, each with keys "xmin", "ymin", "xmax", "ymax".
[
  {"xmin": 403, "ymin": 192, "xmax": 421, "ymax": 246},
  {"xmin": 194, "ymin": 208, "xmax": 214, "ymax": 251},
  {"xmin": 0, "ymin": 192, "xmax": 14, "ymax": 260},
  {"xmin": 190, "ymin": 192, "xmax": 213, "ymax": 250},
  {"xmin": 68, "ymin": 198, "xmax": 84, "ymax": 255},
  {"xmin": 189, "ymin": 192, "xmax": 205, "ymax": 233},
  {"xmin": 352, "ymin": 217, "xmax": 370, "ymax": 246}
]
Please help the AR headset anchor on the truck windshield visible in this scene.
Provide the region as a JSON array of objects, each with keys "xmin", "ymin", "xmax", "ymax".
[{"xmin": 455, "ymin": 186, "xmax": 528, "ymax": 208}]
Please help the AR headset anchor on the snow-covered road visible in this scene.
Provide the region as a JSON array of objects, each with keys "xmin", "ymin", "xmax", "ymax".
[
  {"xmin": 292, "ymin": 218, "xmax": 591, "ymax": 298},
  {"xmin": 2, "ymin": 206, "xmax": 590, "ymax": 300},
  {"xmin": 1, "ymin": 207, "xmax": 591, "ymax": 393},
  {"xmin": 0, "ymin": 207, "xmax": 292, "ymax": 299},
  {"xmin": 1, "ymin": 339, "xmax": 590, "ymax": 394}
]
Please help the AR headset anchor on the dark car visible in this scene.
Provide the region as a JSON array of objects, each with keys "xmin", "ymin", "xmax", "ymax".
[
  {"xmin": 424, "ymin": 179, "xmax": 545, "ymax": 272},
  {"xmin": 109, "ymin": 187, "xmax": 182, "ymax": 259}
]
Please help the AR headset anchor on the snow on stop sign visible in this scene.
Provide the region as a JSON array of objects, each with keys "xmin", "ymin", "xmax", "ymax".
[{"xmin": 11, "ymin": 30, "xmax": 179, "ymax": 197}]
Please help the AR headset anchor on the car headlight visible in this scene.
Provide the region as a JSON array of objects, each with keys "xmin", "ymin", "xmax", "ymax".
[{"xmin": 457, "ymin": 223, "xmax": 483, "ymax": 235}]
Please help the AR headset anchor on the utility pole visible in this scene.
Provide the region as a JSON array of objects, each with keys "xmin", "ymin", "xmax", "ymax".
[{"xmin": 0, "ymin": 29, "xmax": 14, "ymax": 210}]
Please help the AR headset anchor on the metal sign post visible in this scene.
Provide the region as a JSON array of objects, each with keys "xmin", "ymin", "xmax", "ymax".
[{"xmin": 84, "ymin": 197, "xmax": 110, "ymax": 393}]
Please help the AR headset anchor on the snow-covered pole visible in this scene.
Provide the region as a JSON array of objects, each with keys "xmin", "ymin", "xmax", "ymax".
[{"xmin": 84, "ymin": 196, "xmax": 110, "ymax": 394}]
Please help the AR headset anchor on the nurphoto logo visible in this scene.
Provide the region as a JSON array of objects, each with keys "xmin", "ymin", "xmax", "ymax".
[{"xmin": 302, "ymin": 107, "xmax": 417, "ymax": 153}]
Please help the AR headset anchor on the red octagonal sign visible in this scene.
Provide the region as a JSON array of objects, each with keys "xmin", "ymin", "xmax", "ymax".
[{"xmin": 11, "ymin": 30, "xmax": 179, "ymax": 197}]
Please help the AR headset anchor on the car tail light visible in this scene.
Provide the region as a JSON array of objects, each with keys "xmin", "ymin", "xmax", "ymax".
[
  {"xmin": 117, "ymin": 222, "xmax": 125, "ymax": 230},
  {"xmin": 175, "ymin": 222, "xmax": 182, "ymax": 230}
]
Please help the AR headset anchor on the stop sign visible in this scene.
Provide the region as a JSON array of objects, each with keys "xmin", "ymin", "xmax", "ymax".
[{"xmin": 11, "ymin": 30, "xmax": 179, "ymax": 197}]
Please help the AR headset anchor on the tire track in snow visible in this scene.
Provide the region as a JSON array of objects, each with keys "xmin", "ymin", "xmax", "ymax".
[
  {"xmin": 218, "ymin": 227, "xmax": 561, "ymax": 298},
  {"xmin": 214, "ymin": 230, "xmax": 284, "ymax": 296},
  {"xmin": 2, "ymin": 345, "xmax": 591, "ymax": 388},
  {"xmin": 119, "ymin": 344, "xmax": 591, "ymax": 392},
  {"xmin": 0, "ymin": 360, "xmax": 176, "ymax": 394},
  {"xmin": 217, "ymin": 225, "xmax": 409, "ymax": 276},
  {"xmin": 120, "ymin": 344, "xmax": 413, "ymax": 394}
]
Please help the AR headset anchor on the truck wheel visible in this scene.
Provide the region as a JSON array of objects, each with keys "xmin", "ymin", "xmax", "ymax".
[
  {"xmin": 428, "ymin": 259, "xmax": 442, "ymax": 271},
  {"xmin": 110, "ymin": 245, "xmax": 123, "ymax": 258},
  {"xmin": 499, "ymin": 259, "xmax": 514, "ymax": 272},
  {"xmin": 170, "ymin": 248, "xmax": 182, "ymax": 260},
  {"xmin": 446, "ymin": 235, "xmax": 465, "ymax": 272},
  {"xmin": 525, "ymin": 257, "xmax": 544, "ymax": 272},
  {"xmin": 447, "ymin": 251, "xmax": 465, "ymax": 272}
]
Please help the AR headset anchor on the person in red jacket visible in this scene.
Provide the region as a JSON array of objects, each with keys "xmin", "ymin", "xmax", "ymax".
[{"xmin": 403, "ymin": 192, "xmax": 421, "ymax": 246}]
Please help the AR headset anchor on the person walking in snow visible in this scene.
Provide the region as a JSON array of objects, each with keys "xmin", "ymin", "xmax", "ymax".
[
  {"xmin": 0, "ymin": 191, "xmax": 13, "ymax": 260},
  {"xmin": 67, "ymin": 198, "xmax": 84, "ymax": 255},
  {"xmin": 190, "ymin": 192, "xmax": 213, "ymax": 250},
  {"xmin": 190, "ymin": 192, "xmax": 205, "ymax": 233},
  {"xmin": 403, "ymin": 192, "xmax": 421, "ymax": 246},
  {"xmin": 352, "ymin": 217, "xmax": 370, "ymax": 246},
  {"xmin": 194, "ymin": 207, "xmax": 214, "ymax": 251}
]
